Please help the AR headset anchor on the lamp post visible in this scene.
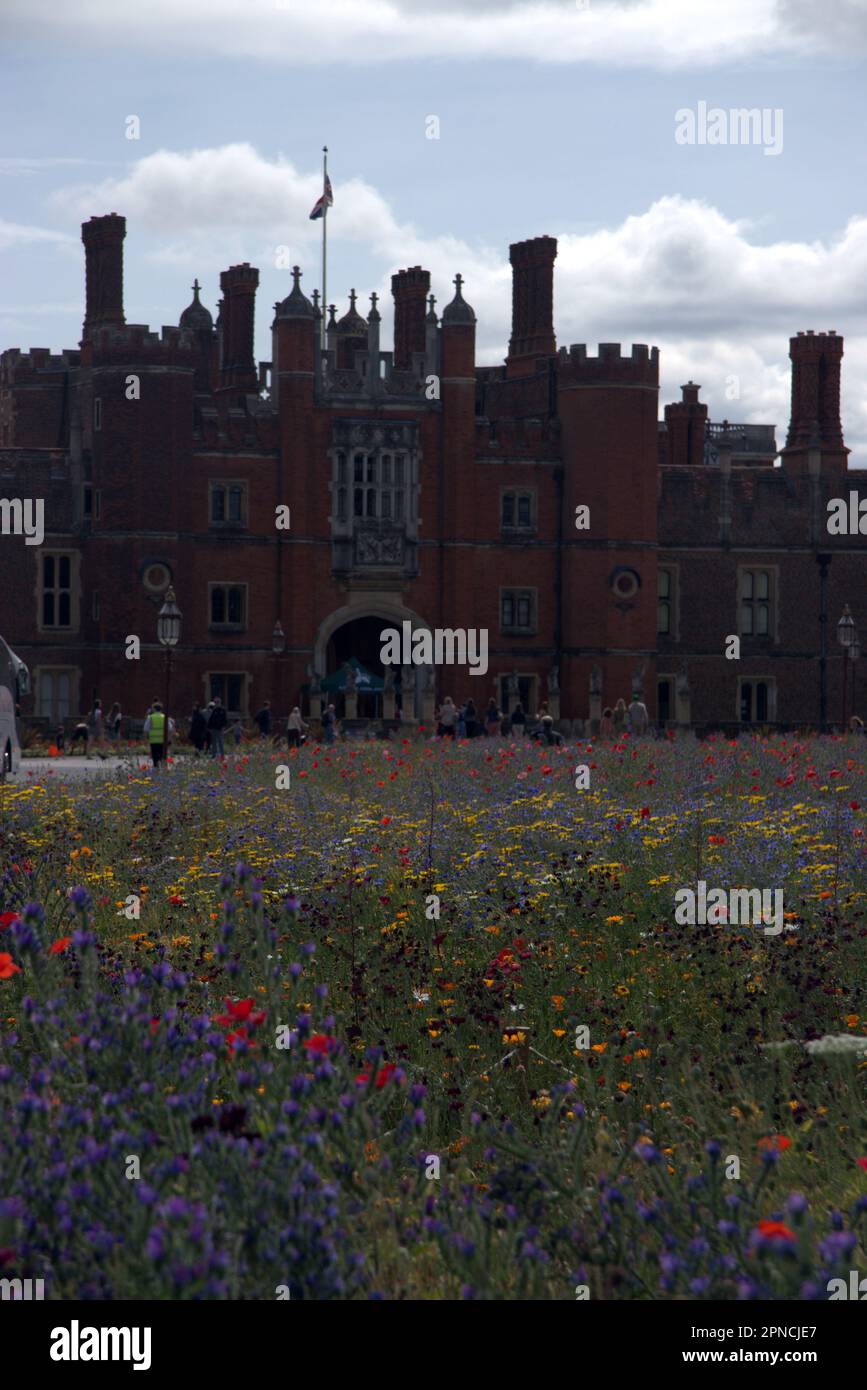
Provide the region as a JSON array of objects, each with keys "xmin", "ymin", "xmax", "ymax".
[
  {"xmin": 157, "ymin": 586, "xmax": 182, "ymax": 755},
  {"xmin": 850, "ymin": 631, "xmax": 861, "ymax": 730},
  {"xmin": 837, "ymin": 604, "xmax": 856, "ymax": 732}
]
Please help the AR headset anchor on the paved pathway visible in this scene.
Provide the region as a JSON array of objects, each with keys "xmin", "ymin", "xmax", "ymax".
[{"xmin": 11, "ymin": 756, "xmax": 143, "ymax": 781}]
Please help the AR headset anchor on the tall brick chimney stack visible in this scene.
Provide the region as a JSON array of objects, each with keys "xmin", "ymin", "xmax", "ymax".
[
  {"xmin": 506, "ymin": 235, "xmax": 557, "ymax": 378},
  {"xmin": 391, "ymin": 266, "xmax": 430, "ymax": 369},
  {"xmin": 782, "ymin": 330, "xmax": 848, "ymax": 474},
  {"xmin": 82, "ymin": 214, "xmax": 126, "ymax": 337},
  {"xmin": 664, "ymin": 381, "xmax": 708, "ymax": 467},
  {"xmin": 218, "ymin": 263, "xmax": 259, "ymax": 391}
]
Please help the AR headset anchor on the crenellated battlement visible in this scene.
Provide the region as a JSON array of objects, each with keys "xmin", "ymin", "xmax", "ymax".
[
  {"xmin": 0, "ymin": 348, "xmax": 80, "ymax": 377},
  {"xmin": 86, "ymin": 323, "xmax": 196, "ymax": 369},
  {"xmin": 557, "ymin": 342, "xmax": 659, "ymax": 388}
]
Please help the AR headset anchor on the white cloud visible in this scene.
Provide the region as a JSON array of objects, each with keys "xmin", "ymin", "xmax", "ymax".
[
  {"xmin": 0, "ymin": 220, "xmax": 76, "ymax": 253},
  {"xmin": 1, "ymin": 0, "xmax": 850, "ymax": 69}
]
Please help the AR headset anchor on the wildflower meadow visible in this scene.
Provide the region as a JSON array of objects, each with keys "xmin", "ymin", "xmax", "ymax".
[{"xmin": 1, "ymin": 732, "xmax": 865, "ymax": 1301}]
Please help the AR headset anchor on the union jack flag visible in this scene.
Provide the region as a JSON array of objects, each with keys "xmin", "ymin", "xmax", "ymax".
[{"xmin": 309, "ymin": 174, "xmax": 333, "ymax": 220}]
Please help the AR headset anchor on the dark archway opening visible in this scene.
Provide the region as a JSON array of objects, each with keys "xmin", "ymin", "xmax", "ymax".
[{"xmin": 325, "ymin": 616, "xmax": 387, "ymax": 718}]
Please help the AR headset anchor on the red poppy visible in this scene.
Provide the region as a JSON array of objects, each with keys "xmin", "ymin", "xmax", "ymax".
[
  {"xmin": 856, "ymin": 1158, "xmax": 867, "ymax": 1172},
  {"xmin": 0, "ymin": 953, "xmax": 21, "ymax": 979},
  {"xmin": 48, "ymin": 936, "xmax": 72, "ymax": 955},
  {"xmin": 756, "ymin": 1220, "xmax": 796, "ymax": 1241},
  {"xmin": 214, "ymin": 997, "xmax": 265, "ymax": 1028},
  {"xmin": 356, "ymin": 1061, "xmax": 399, "ymax": 1089},
  {"xmin": 0, "ymin": 912, "xmax": 19, "ymax": 931},
  {"xmin": 225, "ymin": 1026, "xmax": 254, "ymax": 1056},
  {"xmin": 639, "ymin": 807, "xmax": 650, "ymax": 818},
  {"xmin": 381, "ymin": 816, "xmax": 392, "ymax": 826},
  {"xmin": 757, "ymin": 1135, "xmax": 791, "ymax": 1153},
  {"xmin": 851, "ymin": 802, "xmax": 860, "ymax": 811},
  {"xmin": 168, "ymin": 894, "xmax": 185, "ymax": 906},
  {"xmin": 303, "ymin": 1033, "xmax": 336, "ymax": 1056}
]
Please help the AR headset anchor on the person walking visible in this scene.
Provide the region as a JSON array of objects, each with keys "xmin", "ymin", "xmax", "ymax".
[
  {"xmin": 464, "ymin": 698, "xmax": 479, "ymax": 738},
  {"xmin": 484, "ymin": 698, "xmax": 500, "ymax": 738},
  {"xmin": 321, "ymin": 703, "xmax": 337, "ymax": 745},
  {"xmin": 208, "ymin": 697, "xmax": 227, "ymax": 757},
  {"xmin": 87, "ymin": 699, "xmax": 106, "ymax": 758},
  {"xmin": 628, "ymin": 695, "xmax": 649, "ymax": 738},
  {"xmin": 108, "ymin": 702, "xmax": 122, "ymax": 742},
  {"xmin": 287, "ymin": 706, "xmax": 307, "ymax": 748},
  {"xmin": 613, "ymin": 698, "xmax": 628, "ymax": 738},
  {"xmin": 457, "ymin": 702, "xmax": 467, "ymax": 739},
  {"xmin": 143, "ymin": 700, "xmax": 167, "ymax": 768},
  {"xmin": 189, "ymin": 704, "xmax": 207, "ymax": 754},
  {"xmin": 510, "ymin": 701, "xmax": 526, "ymax": 737},
  {"xmin": 254, "ymin": 701, "xmax": 272, "ymax": 739},
  {"xmin": 540, "ymin": 712, "xmax": 561, "ymax": 746},
  {"xmin": 231, "ymin": 717, "xmax": 243, "ymax": 748},
  {"xmin": 599, "ymin": 707, "xmax": 615, "ymax": 740},
  {"xmin": 437, "ymin": 696, "xmax": 458, "ymax": 738}
]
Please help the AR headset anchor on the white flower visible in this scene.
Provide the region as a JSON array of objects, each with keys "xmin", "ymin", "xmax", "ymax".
[{"xmin": 804, "ymin": 1034, "xmax": 867, "ymax": 1057}]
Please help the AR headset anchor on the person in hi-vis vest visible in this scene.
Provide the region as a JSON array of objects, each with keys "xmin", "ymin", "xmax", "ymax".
[{"xmin": 143, "ymin": 700, "xmax": 173, "ymax": 767}]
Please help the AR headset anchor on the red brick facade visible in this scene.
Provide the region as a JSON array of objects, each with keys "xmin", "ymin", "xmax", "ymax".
[{"xmin": 1, "ymin": 216, "xmax": 865, "ymax": 731}]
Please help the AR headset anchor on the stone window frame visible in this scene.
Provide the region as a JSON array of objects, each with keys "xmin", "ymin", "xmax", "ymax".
[
  {"xmin": 737, "ymin": 676, "xmax": 777, "ymax": 723},
  {"xmin": 328, "ymin": 429, "xmax": 421, "ymax": 550},
  {"xmin": 34, "ymin": 665, "xmax": 80, "ymax": 723},
  {"xmin": 37, "ymin": 550, "xmax": 80, "ymax": 634},
  {"xmin": 207, "ymin": 581, "xmax": 248, "ymax": 632},
  {"xmin": 208, "ymin": 479, "xmax": 248, "ymax": 529},
  {"xmin": 497, "ymin": 672, "xmax": 539, "ymax": 716},
  {"xmin": 204, "ymin": 671, "xmax": 250, "ymax": 716},
  {"xmin": 657, "ymin": 563, "xmax": 680, "ymax": 640},
  {"xmin": 500, "ymin": 587, "xmax": 538, "ymax": 635},
  {"xmin": 500, "ymin": 487, "xmax": 537, "ymax": 535},
  {"xmin": 737, "ymin": 564, "xmax": 778, "ymax": 642}
]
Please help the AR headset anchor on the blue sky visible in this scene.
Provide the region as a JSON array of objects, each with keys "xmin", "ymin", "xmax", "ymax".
[{"xmin": 2, "ymin": 0, "xmax": 867, "ymax": 454}]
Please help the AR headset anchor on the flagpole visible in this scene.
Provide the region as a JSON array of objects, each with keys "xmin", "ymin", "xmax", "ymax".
[{"xmin": 321, "ymin": 145, "xmax": 328, "ymax": 353}]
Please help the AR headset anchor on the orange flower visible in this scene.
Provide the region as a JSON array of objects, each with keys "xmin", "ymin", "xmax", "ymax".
[
  {"xmin": 48, "ymin": 937, "xmax": 72, "ymax": 955},
  {"xmin": 756, "ymin": 1219, "xmax": 796, "ymax": 1242},
  {"xmin": 757, "ymin": 1134, "xmax": 791, "ymax": 1153},
  {"xmin": 0, "ymin": 953, "xmax": 21, "ymax": 980}
]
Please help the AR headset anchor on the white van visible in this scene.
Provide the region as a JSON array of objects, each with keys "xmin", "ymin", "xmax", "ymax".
[{"xmin": 0, "ymin": 637, "xmax": 29, "ymax": 779}]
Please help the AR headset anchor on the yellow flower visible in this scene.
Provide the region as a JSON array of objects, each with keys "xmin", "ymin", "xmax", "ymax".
[{"xmin": 606, "ymin": 915, "xmax": 624, "ymax": 924}]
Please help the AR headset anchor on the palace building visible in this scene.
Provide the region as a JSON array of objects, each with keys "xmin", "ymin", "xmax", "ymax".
[{"xmin": 0, "ymin": 214, "xmax": 865, "ymax": 732}]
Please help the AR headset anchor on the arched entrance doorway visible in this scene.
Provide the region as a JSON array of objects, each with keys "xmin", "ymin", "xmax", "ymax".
[
  {"xmin": 313, "ymin": 604, "xmax": 433, "ymax": 722},
  {"xmin": 325, "ymin": 616, "xmax": 385, "ymax": 718}
]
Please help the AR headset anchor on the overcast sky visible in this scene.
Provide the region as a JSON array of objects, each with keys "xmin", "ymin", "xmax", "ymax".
[{"xmin": 2, "ymin": 0, "xmax": 867, "ymax": 458}]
